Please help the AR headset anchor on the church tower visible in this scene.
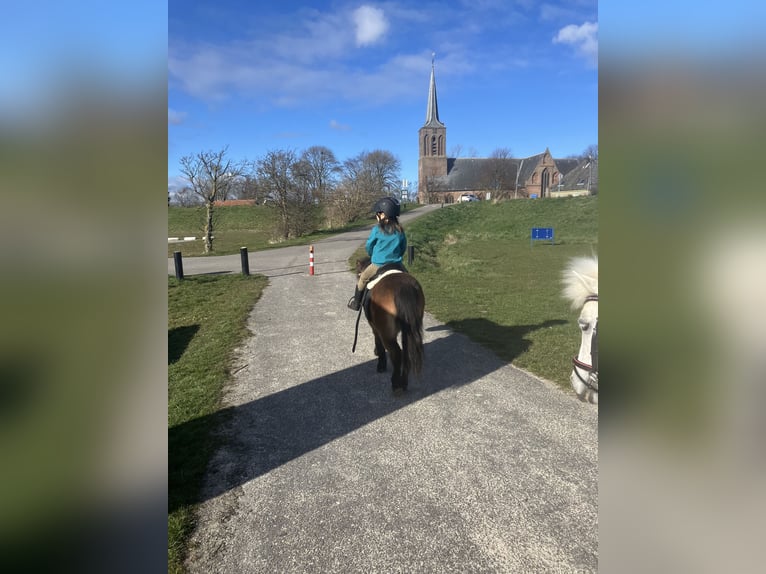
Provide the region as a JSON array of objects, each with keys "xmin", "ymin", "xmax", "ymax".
[{"xmin": 417, "ymin": 58, "xmax": 447, "ymax": 201}]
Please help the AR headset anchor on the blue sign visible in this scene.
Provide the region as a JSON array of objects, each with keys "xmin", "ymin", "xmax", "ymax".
[{"xmin": 531, "ymin": 227, "xmax": 554, "ymax": 247}]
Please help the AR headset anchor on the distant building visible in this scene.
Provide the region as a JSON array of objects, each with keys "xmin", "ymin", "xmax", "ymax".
[
  {"xmin": 213, "ymin": 199, "xmax": 257, "ymax": 207},
  {"xmin": 417, "ymin": 63, "xmax": 597, "ymax": 203}
]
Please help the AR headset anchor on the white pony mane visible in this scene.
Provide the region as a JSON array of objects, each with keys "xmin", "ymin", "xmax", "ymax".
[{"xmin": 562, "ymin": 255, "xmax": 599, "ymax": 309}]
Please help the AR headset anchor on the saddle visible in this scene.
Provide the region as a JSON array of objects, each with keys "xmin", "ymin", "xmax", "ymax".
[{"xmin": 366, "ymin": 262, "xmax": 407, "ymax": 290}]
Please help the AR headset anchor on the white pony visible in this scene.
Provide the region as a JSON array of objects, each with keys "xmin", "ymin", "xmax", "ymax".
[{"xmin": 562, "ymin": 256, "xmax": 599, "ymax": 404}]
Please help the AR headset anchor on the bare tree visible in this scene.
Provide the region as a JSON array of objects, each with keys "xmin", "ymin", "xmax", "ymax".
[
  {"xmin": 582, "ymin": 144, "xmax": 598, "ymax": 160},
  {"xmin": 296, "ymin": 146, "xmax": 340, "ymax": 203},
  {"xmin": 257, "ymin": 150, "xmax": 296, "ymax": 239},
  {"xmin": 408, "ymin": 180, "xmax": 419, "ymax": 203},
  {"xmin": 330, "ymin": 149, "xmax": 401, "ymax": 224},
  {"xmin": 179, "ymin": 146, "xmax": 243, "ymax": 252},
  {"xmin": 480, "ymin": 147, "xmax": 515, "ymax": 200},
  {"xmin": 362, "ymin": 149, "xmax": 401, "ymax": 195},
  {"xmin": 172, "ymin": 186, "xmax": 202, "ymax": 207},
  {"xmin": 450, "ymin": 144, "xmax": 463, "ymax": 158},
  {"xmin": 256, "ymin": 149, "xmax": 319, "ymax": 239},
  {"xmin": 424, "ymin": 175, "xmax": 448, "ymax": 205},
  {"xmin": 335, "ymin": 154, "xmax": 372, "ymax": 223}
]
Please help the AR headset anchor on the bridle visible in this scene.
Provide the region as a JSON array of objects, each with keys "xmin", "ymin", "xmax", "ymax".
[{"xmin": 572, "ymin": 294, "xmax": 598, "ymax": 392}]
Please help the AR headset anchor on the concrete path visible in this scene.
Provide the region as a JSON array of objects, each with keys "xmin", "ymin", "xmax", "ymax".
[{"xmin": 171, "ymin": 206, "xmax": 598, "ymax": 573}]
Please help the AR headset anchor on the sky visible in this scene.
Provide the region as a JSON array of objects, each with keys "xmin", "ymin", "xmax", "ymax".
[{"xmin": 168, "ymin": 0, "xmax": 598, "ymax": 194}]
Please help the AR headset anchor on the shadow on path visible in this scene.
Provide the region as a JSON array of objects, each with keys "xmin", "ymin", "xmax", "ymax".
[
  {"xmin": 444, "ymin": 318, "xmax": 568, "ymax": 363},
  {"xmin": 170, "ymin": 317, "xmax": 560, "ymax": 513}
]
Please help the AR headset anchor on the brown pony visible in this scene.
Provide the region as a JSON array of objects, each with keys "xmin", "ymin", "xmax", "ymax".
[{"xmin": 354, "ymin": 257, "xmax": 425, "ymax": 393}]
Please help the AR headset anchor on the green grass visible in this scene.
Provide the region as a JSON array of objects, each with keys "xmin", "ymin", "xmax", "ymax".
[
  {"xmin": 169, "ymin": 205, "xmax": 284, "ymax": 257},
  {"xmin": 168, "ymin": 203, "xmax": 417, "ymax": 258},
  {"xmin": 168, "ymin": 274, "xmax": 268, "ymax": 574},
  {"xmin": 355, "ymin": 196, "xmax": 598, "ymax": 387}
]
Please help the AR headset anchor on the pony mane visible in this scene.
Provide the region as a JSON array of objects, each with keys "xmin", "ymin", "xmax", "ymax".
[{"xmin": 562, "ymin": 256, "xmax": 598, "ymax": 309}]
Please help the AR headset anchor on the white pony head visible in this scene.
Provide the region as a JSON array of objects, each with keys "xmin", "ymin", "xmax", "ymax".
[{"xmin": 562, "ymin": 256, "xmax": 599, "ymax": 404}]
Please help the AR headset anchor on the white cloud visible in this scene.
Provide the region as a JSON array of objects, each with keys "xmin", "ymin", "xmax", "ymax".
[
  {"xmin": 353, "ymin": 5, "xmax": 389, "ymax": 46},
  {"xmin": 329, "ymin": 119, "xmax": 351, "ymax": 131},
  {"xmin": 553, "ymin": 21, "xmax": 598, "ymax": 67},
  {"xmin": 168, "ymin": 108, "xmax": 187, "ymax": 125}
]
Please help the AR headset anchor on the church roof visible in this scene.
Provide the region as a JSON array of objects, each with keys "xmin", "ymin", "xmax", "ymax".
[
  {"xmin": 423, "ymin": 62, "xmax": 445, "ymax": 128},
  {"xmin": 559, "ymin": 157, "xmax": 598, "ymax": 190},
  {"xmin": 517, "ymin": 153, "xmax": 545, "ymax": 184},
  {"xmin": 432, "ymin": 158, "xmax": 518, "ymax": 191},
  {"xmin": 430, "ymin": 154, "xmax": 583, "ymax": 192},
  {"xmin": 554, "ymin": 158, "xmax": 580, "ymax": 174}
]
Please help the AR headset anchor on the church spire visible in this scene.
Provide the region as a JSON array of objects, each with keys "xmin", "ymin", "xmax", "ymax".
[{"xmin": 424, "ymin": 54, "xmax": 444, "ymax": 128}]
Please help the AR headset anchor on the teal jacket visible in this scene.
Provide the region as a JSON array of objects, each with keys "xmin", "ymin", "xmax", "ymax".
[{"xmin": 366, "ymin": 225, "xmax": 407, "ymax": 265}]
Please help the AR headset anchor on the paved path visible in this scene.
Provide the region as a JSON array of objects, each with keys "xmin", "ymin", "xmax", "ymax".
[{"xmin": 171, "ymin": 206, "xmax": 598, "ymax": 572}]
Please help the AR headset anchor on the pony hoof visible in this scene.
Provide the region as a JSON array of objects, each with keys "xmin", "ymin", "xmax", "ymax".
[
  {"xmin": 376, "ymin": 362, "xmax": 387, "ymax": 373},
  {"xmin": 392, "ymin": 387, "xmax": 406, "ymax": 397}
]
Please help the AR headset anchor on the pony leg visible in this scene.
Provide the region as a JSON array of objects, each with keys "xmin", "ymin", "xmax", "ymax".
[
  {"xmin": 400, "ymin": 330, "xmax": 410, "ymax": 391},
  {"xmin": 373, "ymin": 332, "xmax": 387, "ymax": 373},
  {"xmin": 387, "ymin": 340, "xmax": 405, "ymax": 391}
]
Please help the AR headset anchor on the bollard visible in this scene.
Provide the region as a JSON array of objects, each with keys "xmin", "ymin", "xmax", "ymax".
[
  {"xmin": 407, "ymin": 245, "xmax": 415, "ymax": 265},
  {"xmin": 173, "ymin": 251, "xmax": 184, "ymax": 280},
  {"xmin": 240, "ymin": 247, "xmax": 250, "ymax": 276},
  {"xmin": 309, "ymin": 245, "xmax": 315, "ymax": 275}
]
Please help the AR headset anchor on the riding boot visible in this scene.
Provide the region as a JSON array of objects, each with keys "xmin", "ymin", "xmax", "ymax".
[{"xmin": 347, "ymin": 286, "xmax": 364, "ymax": 310}]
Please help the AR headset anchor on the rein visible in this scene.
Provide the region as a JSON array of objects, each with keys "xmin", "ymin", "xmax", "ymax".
[
  {"xmin": 351, "ymin": 289, "xmax": 368, "ymax": 353},
  {"xmin": 572, "ymin": 294, "xmax": 598, "ymax": 392}
]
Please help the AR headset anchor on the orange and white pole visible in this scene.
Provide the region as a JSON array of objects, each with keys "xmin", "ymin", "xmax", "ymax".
[{"xmin": 309, "ymin": 245, "xmax": 315, "ymax": 275}]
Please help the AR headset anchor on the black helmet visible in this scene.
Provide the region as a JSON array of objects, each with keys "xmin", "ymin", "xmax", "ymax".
[{"xmin": 373, "ymin": 196, "xmax": 400, "ymax": 218}]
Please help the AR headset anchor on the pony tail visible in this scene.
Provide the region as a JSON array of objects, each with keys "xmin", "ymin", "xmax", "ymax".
[{"xmin": 395, "ymin": 282, "xmax": 424, "ymax": 376}]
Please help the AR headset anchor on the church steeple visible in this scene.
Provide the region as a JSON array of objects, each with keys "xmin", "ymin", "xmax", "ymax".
[
  {"xmin": 424, "ymin": 55, "xmax": 444, "ymax": 128},
  {"xmin": 418, "ymin": 55, "xmax": 448, "ymax": 202},
  {"xmin": 424, "ymin": 57, "xmax": 444, "ymax": 128}
]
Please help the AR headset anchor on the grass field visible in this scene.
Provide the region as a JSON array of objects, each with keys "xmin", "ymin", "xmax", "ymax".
[
  {"xmin": 168, "ymin": 195, "xmax": 596, "ymax": 572},
  {"xmin": 351, "ymin": 196, "xmax": 598, "ymax": 386},
  {"xmin": 168, "ymin": 274, "xmax": 268, "ymax": 574},
  {"xmin": 167, "ymin": 203, "xmax": 417, "ymax": 258}
]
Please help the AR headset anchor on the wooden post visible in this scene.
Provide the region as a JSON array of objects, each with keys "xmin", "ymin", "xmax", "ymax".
[
  {"xmin": 240, "ymin": 247, "xmax": 250, "ymax": 276},
  {"xmin": 173, "ymin": 251, "xmax": 184, "ymax": 280}
]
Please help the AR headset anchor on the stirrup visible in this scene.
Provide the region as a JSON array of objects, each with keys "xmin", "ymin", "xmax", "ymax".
[{"xmin": 347, "ymin": 296, "xmax": 361, "ymax": 310}]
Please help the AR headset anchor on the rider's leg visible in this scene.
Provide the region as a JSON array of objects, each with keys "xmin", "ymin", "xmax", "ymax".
[{"xmin": 348, "ymin": 263, "xmax": 378, "ymax": 310}]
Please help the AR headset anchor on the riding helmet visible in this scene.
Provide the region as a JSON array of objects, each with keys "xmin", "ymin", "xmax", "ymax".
[{"xmin": 373, "ymin": 196, "xmax": 400, "ymax": 218}]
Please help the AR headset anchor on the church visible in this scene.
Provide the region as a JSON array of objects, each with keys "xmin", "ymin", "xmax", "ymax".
[{"xmin": 417, "ymin": 63, "xmax": 596, "ymax": 203}]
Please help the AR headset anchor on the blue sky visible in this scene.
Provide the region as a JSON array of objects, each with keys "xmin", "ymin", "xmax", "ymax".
[{"xmin": 169, "ymin": 0, "xmax": 598, "ymax": 192}]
